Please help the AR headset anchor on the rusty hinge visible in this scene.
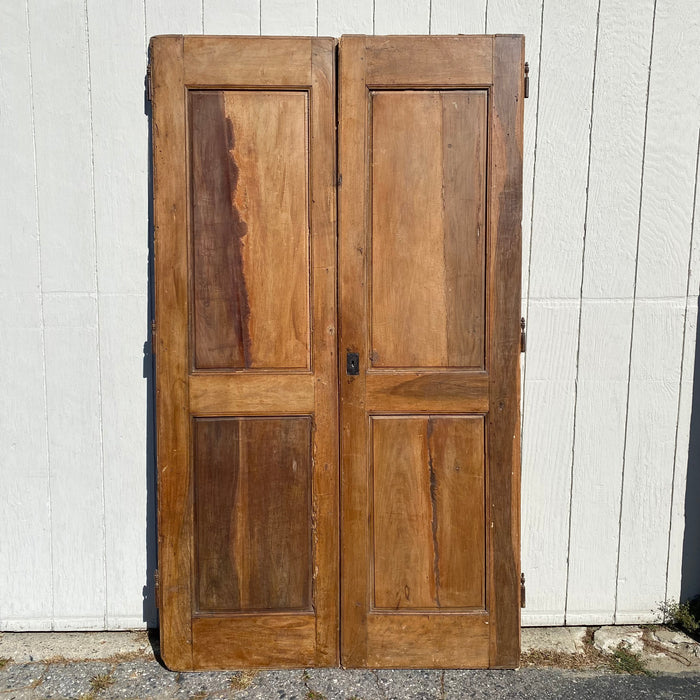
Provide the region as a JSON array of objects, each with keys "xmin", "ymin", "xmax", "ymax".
[
  {"xmin": 154, "ymin": 568, "xmax": 161, "ymax": 609},
  {"xmin": 146, "ymin": 60, "xmax": 153, "ymax": 103},
  {"xmin": 521, "ymin": 572, "xmax": 526, "ymax": 608},
  {"xmin": 520, "ymin": 317, "xmax": 527, "ymax": 353},
  {"xmin": 524, "ymin": 62, "xmax": 530, "ymax": 99}
]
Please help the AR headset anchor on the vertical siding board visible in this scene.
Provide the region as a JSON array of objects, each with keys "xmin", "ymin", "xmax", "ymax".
[
  {"xmin": 146, "ymin": 0, "xmax": 203, "ymax": 34},
  {"xmin": 635, "ymin": 4, "xmax": 700, "ymax": 299},
  {"xmin": 0, "ymin": 0, "xmax": 52, "ymax": 630},
  {"xmin": 260, "ymin": 0, "xmax": 317, "ymax": 35},
  {"xmin": 519, "ymin": 0, "xmax": 599, "ymax": 624},
  {"xmin": 203, "ymin": 0, "xmax": 261, "ymax": 34},
  {"xmin": 43, "ymin": 294, "xmax": 106, "ymax": 629},
  {"xmin": 374, "ymin": 0, "xmax": 431, "ymax": 34},
  {"xmin": 617, "ymin": 300, "xmax": 686, "ymax": 622},
  {"xmin": 566, "ymin": 301, "xmax": 633, "ymax": 624},
  {"xmin": 430, "ymin": 0, "xmax": 486, "ymax": 34},
  {"xmin": 87, "ymin": 0, "xmax": 149, "ymax": 629},
  {"xmin": 28, "ymin": 0, "xmax": 96, "ymax": 294},
  {"xmin": 565, "ymin": 0, "xmax": 656, "ymax": 625},
  {"xmin": 528, "ymin": 0, "xmax": 598, "ymax": 301},
  {"xmin": 318, "ymin": 0, "xmax": 373, "ymax": 35},
  {"xmin": 667, "ymin": 301, "xmax": 697, "ymax": 603},
  {"xmin": 520, "ymin": 300, "xmax": 579, "ymax": 625}
]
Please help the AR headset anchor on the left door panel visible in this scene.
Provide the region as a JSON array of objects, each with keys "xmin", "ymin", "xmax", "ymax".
[{"xmin": 151, "ymin": 36, "xmax": 338, "ymax": 670}]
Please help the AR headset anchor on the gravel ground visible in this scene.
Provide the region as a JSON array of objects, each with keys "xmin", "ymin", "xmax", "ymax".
[{"xmin": 1, "ymin": 628, "xmax": 700, "ymax": 699}]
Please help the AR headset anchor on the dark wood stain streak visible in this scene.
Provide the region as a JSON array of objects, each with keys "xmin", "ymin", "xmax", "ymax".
[
  {"xmin": 441, "ymin": 91, "xmax": 486, "ymax": 369},
  {"xmin": 190, "ymin": 91, "xmax": 251, "ymax": 369},
  {"xmin": 427, "ymin": 417, "xmax": 441, "ymax": 608},
  {"xmin": 194, "ymin": 418, "xmax": 241, "ymax": 610}
]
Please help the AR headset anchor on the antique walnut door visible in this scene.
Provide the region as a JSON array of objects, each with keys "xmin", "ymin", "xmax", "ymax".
[
  {"xmin": 151, "ymin": 36, "xmax": 338, "ymax": 670},
  {"xmin": 152, "ymin": 34, "xmax": 522, "ymax": 671},
  {"xmin": 338, "ymin": 36, "xmax": 523, "ymax": 668}
]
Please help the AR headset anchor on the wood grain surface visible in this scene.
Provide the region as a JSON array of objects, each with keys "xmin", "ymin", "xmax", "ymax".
[
  {"xmin": 194, "ymin": 417, "xmax": 312, "ymax": 612},
  {"xmin": 370, "ymin": 90, "xmax": 486, "ymax": 369},
  {"xmin": 190, "ymin": 89, "xmax": 310, "ymax": 370},
  {"xmin": 372, "ymin": 416, "xmax": 485, "ymax": 610},
  {"xmin": 339, "ymin": 34, "xmax": 523, "ymax": 669},
  {"xmin": 153, "ymin": 35, "xmax": 338, "ymax": 670}
]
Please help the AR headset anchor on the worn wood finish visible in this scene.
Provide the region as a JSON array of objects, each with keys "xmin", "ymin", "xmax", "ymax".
[
  {"xmin": 184, "ymin": 36, "xmax": 312, "ymax": 86},
  {"xmin": 194, "ymin": 417, "xmax": 312, "ymax": 612},
  {"xmin": 151, "ymin": 35, "xmax": 193, "ymax": 670},
  {"xmin": 370, "ymin": 90, "xmax": 486, "ymax": 369},
  {"xmin": 365, "ymin": 372, "xmax": 488, "ymax": 414},
  {"xmin": 153, "ymin": 35, "xmax": 338, "ymax": 670},
  {"xmin": 365, "ymin": 614, "xmax": 489, "ymax": 668},
  {"xmin": 190, "ymin": 89, "xmax": 310, "ymax": 370},
  {"xmin": 487, "ymin": 35, "xmax": 524, "ymax": 668},
  {"xmin": 189, "ymin": 374, "xmax": 314, "ymax": 415},
  {"xmin": 339, "ymin": 34, "xmax": 523, "ymax": 668},
  {"xmin": 364, "ymin": 35, "xmax": 493, "ymax": 86},
  {"xmin": 192, "ymin": 615, "xmax": 317, "ymax": 669},
  {"xmin": 372, "ymin": 416, "xmax": 485, "ymax": 610}
]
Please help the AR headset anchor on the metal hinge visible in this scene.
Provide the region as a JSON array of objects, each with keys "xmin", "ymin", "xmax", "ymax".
[
  {"xmin": 521, "ymin": 572, "xmax": 526, "ymax": 608},
  {"xmin": 524, "ymin": 62, "xmax": 530, "ymax": 99},
  {"xmin": 520, "ymin": 317, "xmax": 527, "ymax": 353},
  {"xmin": 146, "ymin": 60, "xmax": 153, "ymax": 102},
  {"xmin": 154, "ymin": 569, "xmax": 161, "ymax": 609}
]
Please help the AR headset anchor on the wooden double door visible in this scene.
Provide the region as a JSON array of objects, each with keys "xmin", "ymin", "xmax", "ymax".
[{"xmin": 151, "ymin": 34, "xmax": 523, "ymax": 671}]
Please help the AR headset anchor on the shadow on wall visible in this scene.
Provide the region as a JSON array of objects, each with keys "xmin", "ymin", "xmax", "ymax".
[
  {"xmin": 143, "ymin": 67, "xmax": 158, "ymax": 629},
  {"xmin": 681, "ymin": 295, "xmax": 700, "ymax": 604}
]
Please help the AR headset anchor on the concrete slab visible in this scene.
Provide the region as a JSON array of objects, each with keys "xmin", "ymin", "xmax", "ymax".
[
  {"xmin": 0, "ymin": 631, "xmax": 151, "ymax": 663},
  {"xmin": 522, "ymin": 626, "xmax": 588, "ymax": 655}
]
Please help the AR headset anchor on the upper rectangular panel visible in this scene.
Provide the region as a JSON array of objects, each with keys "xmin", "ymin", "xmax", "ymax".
[
  {"xmin": 189, "ymin": 89, "xmax": 310, "ymax": 370},
  {"xmin": 370, "ymin": 90, "xmax": 487, "ymax": 369}
]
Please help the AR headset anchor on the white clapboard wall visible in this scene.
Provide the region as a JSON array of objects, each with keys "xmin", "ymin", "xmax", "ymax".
[{"xmin": 1, "ymin": 0, "xmax": 698, "ymax": 630}]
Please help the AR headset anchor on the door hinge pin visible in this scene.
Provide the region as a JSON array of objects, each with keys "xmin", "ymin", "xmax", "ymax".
[
  {"xmin": 154, "ymin": 569, "xmax": 161, "ymax": 609},
  {"xmin": 520, "ymin": 317, "xmax": 527, "ymax": 353},
  {"xmin": 521, "ymin": 572, "xmax": 526, "ymax": 608},
  {"xmin": 146, "ymin": 61, "xmax": 153, "ymax": 103},
  {"xmin": 524, "ymin": 62, "xmax": 530, "ymax": 99}
]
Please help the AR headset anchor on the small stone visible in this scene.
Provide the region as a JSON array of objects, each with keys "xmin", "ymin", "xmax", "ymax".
[{"xmin": 593, "ymin": 626, "xmax": 644, "ymax": 655}]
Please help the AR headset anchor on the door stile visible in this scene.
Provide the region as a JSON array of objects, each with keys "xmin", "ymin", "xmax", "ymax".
[
  {"xmin": 487, "ymin": 35, "xmax": 524, "ymax": 668},
  {"xmin": 151, "ymin": 35, "xmax": 193, "ymax": 671}
]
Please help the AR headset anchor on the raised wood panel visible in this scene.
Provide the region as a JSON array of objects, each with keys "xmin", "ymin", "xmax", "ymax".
[
  {"xmin": 370, "ymin": 90, "xmax": 486, "ymax": 369},
  {"xmin": 194, "ymin": 417, "xmax": 312, "ymax": 612},
  {"xmin": 190, "ymin": 89, "xmax": 310, "ymax": 370},
  {"xmin": 372, "ymin": 416, "xmax": 485, "ymax": 610}
]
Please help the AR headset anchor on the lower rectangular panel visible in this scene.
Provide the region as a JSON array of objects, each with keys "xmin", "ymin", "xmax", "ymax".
[
  {"xmin": 194, "ymin": 416, "xmax": 312, "ymax": 613},
  {"xmin": 192, "ymin": 614, "xmax": 317, "ymax": 668},
  {"xmin": 364, "ymin": 613, "xmax": 489, "ymax": 668}
]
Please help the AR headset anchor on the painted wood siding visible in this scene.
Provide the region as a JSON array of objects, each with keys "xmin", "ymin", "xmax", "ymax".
[{"xmin": 0, "ymin": 0, "xmax": 698, "ymax": 630}]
